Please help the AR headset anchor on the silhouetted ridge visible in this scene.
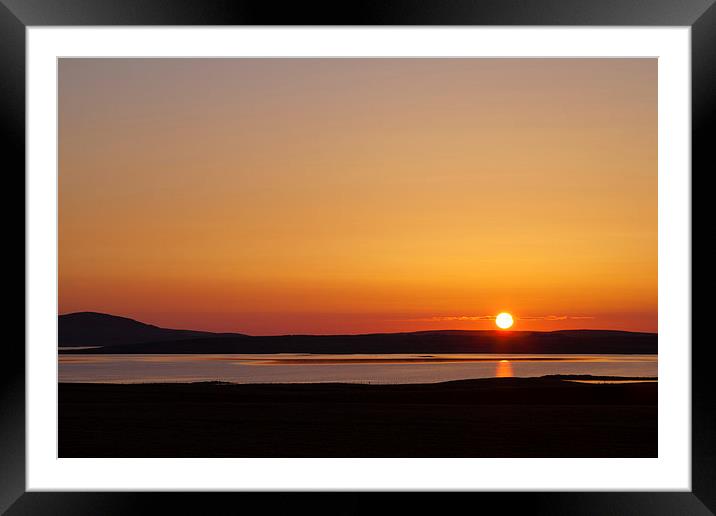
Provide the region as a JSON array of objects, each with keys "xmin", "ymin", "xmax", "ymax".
[
  {"xmin": 59, "ymin": 312, "xmax": 246, "ymax": 347},
  {"xmin": 59, "ymin": 312, "xmax": 657, "ymax": 354}
]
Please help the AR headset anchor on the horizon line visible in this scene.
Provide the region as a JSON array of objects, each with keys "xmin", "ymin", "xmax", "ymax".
[{"xmin": 58, "ymin": 310, "xmax": 658, "ymax": 337}]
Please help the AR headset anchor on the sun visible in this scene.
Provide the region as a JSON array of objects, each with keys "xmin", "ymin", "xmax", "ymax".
[{"xmin": 495, "ymin": 312, "xmax": 514, "ymax": 330}]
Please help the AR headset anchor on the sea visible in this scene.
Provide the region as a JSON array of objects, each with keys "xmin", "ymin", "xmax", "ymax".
[{"xmin": 58, "ymin": 353, "xmax": 657, "ymax": 384}]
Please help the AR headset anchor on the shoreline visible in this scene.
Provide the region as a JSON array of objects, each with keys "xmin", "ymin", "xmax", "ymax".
[{"xmin": 57, "ymin": 374, "xmax": 659, "ymax": 386}]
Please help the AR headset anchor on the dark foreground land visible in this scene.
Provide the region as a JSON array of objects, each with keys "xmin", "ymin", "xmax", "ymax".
[{"xmin": 59, "ymin": 376, "xmax": 657, "ymax": 458}]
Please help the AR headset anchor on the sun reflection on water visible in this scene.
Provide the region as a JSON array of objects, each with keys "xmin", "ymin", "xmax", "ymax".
[{"xmin": 495, "ymin": 359, "xmax": 514, "ymax": 378}]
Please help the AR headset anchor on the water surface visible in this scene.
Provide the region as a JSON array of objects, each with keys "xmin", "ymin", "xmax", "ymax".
[{"xmin": 58, "ymin": 353, "xmax": 657, "ymax": 384}]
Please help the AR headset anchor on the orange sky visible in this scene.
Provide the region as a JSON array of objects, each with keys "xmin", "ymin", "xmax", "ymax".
[{"xmin": 58, "ymin": 58, "xmax": 657, "ymax": 335}]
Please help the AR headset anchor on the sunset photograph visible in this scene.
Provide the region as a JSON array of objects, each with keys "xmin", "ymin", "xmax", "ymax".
[{"xmin": 57, "ymin": 58, "xmax": 657, "ymax": 458}]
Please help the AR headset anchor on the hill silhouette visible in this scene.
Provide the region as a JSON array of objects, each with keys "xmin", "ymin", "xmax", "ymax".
[
  {"xmin": 59, "ymin": 312, "xmax": 245, "ymax": 347},
  {"xmin": 59, "ymin": 312, "xmax": 657, "ymax": 355}
]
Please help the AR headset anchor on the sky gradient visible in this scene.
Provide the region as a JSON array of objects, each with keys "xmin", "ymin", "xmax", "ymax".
[{"xmin": 59, "ymin": 58, "xmax": 657, "ymax": 334}]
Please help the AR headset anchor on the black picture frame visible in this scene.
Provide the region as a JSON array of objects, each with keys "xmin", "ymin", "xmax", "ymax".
[{"xmin": 4, "ymin": 1, "xmax": 709, "ymax": 514}]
